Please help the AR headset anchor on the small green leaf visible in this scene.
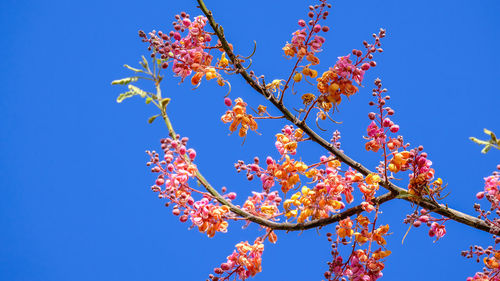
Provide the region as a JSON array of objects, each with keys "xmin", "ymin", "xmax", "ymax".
[
  {"xmin": 160, "ymin": 98, "xmax": 171, "ymax": 109},
  {"xmin": 145, "ymin": 97, "xmax": 153, "ymax": 104},
  {"xmin": 111, "ymin": 77, "xmax": 139, "ymax": 85},
  {"xmin": 123, "ymin": 64, "xmax": 143, "ymax": 73},
  {"xmin": 116, "ymin": 91, "xmax": 134, "ymax": 103},
  {"xmin": 484, "ymin": 128, "xmax": 497, "ymax": 142},
  {"xmin": 140, "ymin": 55, "xmax": 149, "ymax": 70},
  {"xmin": 148, "ymin": 114, "xmax": 160, "ymax": 124},
  {"xmin": 128, "ymin": 85, "xmax": 148, "ymax": 98},
  {"xmin": 470, "ymin": 137, "xmax": 489, "ymax": 145},
  {"xmin": 481, "ymin": 145, "xmax": 492, "ymax": 154}
]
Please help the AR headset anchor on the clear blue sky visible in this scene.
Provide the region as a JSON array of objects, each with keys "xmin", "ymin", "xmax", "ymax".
[{"xmin": 1, "ymin": 0, "xmax": 499, "ymax": 280}]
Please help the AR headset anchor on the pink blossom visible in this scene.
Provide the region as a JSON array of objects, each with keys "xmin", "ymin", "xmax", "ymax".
[{"xmin": 429, "ymin": 222, "xmax": 446, "ymax": 240}]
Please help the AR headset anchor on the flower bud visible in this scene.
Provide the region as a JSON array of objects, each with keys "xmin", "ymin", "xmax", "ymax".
[
  {"xmin": 382, "ymin": 118, "xmax": 391, "ymax": 127},
  {"xmin": 221, "ymin": 263, "xmax": 230, "ymax": 271},
  {"xmin": 476, "ymin": 192, "xmax": 485, "ymax": 199},
  {"xmin": 419, "ymin": 215, "xmax": 429, "ymax": 223},
  {"xmin": 293, "ymin": 72, "xmax": 303, "ymax": 82},
  {"xmin": 266, "ymin": 156, "xmax": 274, "ymax": 165}
]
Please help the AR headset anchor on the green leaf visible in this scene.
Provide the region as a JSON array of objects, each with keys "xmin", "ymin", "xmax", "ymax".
[
  {"xmin": 145, "ymin": 97, "xmax": 153, "ymax": 104},
  {"xmin": 484, "ymin": 128, "xmax": 497, "ymax": 142},
  {"xmin": 140, "ymin": 55, "xmax": 149, "ymax": 71},
  {"xmin": 148, "ymin": 114, "xmax": 160, "ymax": 124},
  {"xmin": 116, "ymin": 91, "xmax": 134, "ymax": 103},
  {"xmin": 481, "ymin": 145, "xmax": 492, "ymax": 154},
  {"xmin": 111, "ymin": 77, "xmax": 139, "ymax": 85},
  {"xmin": 128, "ymin": 85, "xmax": 148, "ymax": 98},
  {"xmin": 123, "ymin": 64, "xmax": 143, "ymax": 73},
  {"xmin": 470, "ymin": 137, "xmax": 489, "ymax": 145},
  {"xmin": 160, "ymin": 98, "xmax": 171, "ymax": 110}
]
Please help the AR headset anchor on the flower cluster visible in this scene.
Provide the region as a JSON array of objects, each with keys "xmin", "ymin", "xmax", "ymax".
[
  {"xmin": 463, "ymin": 238, "xmax": 500, "ymax": 281},
  {"xmin": 275, "ymin": 125, "xmax": 304, "ymax": 155},
  {"xmin": 139, "ymin": 13, "xmax": 227, "ymax": 86},
  {"xmin": 358, "ymin": 173, "xmax": 381, "ymax": 212},
  {"xmin": 221, "ymin": 97, "xmax": 258, "ymax": 138},
  {"xmin": 476, "ymin": 169, "xmax": 500, "ymax": 211},
  {"xmin": 302, "ymin": 28, "xmax": 385, "ymax": 116},
  {"xmin": 190, "ymin": 198, "xmax": 230, "ymax": 237},
  {"xmin": 314, "ymin": 68, "xmax": 359, "ymax": 111},
  {"xmin": 267, "ymin": 154, "xmax": 308, "ymax": 194},
  {"xmin": 403, "ymin": 209, "xmax": 448, "ymax": 242},
  {"xmin": 364, "ymin": 78, "xmax": 399, "ymax": 154},
  {"xmin": 147, "ymin": 136, "xmax": 198, "ymax": 202},
  {"xmin": 235, "ymin": 124, "xmax": 389, "ymax": 223},
  {"xmin": 242, "ymin": 191, "xmax": 282, "ymax": 219},
  {"xmin": 406, "ymin": 149, "xmax": 438, "ymax": 198},
  {"xmin": 284, "ymin": 185, "xmax": 345, "ymax": 222},
  {"xmin": 147, "ymin": 136, "xmax": 231, "ymax": 237},
  {"xmin": 364, "ymin": 79, "xmax": 445, "ymax": 202},
  {"xmin": 466, "ymin": 167, "xmax": 500, "ymax": 280},
  {"xmin": 282, "ymin": 1, "xmax": 331, "ymax": 64},
  {"xmin": 211, "ymin": 239, "xmax": 265, "ymax": 281},
  {"xmin": 324, "ymin": 215, "xmax": 391, "ymax": 281}
]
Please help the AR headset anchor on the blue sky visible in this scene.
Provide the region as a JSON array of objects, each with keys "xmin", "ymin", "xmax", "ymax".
[{"xmin": 1, "ymin": 0, "xmax": 499, "ymax": 280}]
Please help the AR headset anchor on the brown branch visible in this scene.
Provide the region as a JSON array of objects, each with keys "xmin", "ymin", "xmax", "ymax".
[{"xmin": 196, "ymin": 0, "xmax": 497, "ymax": 235}]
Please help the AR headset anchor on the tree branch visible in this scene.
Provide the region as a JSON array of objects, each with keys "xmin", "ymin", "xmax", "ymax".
[{"xmin": 196, "ymin": 0, "xmax": 497, "ymax": 235}]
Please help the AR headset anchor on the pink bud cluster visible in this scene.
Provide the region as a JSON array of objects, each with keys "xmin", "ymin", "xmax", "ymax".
[
  {"xmin": 340, "ymin": 27, "xmax": 386, "ymax": 85},
  {"xmin": 465, "ymin": 167, "xmax": 500, "ymax": 279},
  {"xmin": 463, "ymin": 236, "xmax": 500, "ymax": 281},
  {"xmin": 476, "ymin": 170, "xmax": 500, "ymax": 211},
  {"xmin": 147, "ymin": 136, "xmax": 197, "ymax": 201},
  {"xmin": 365, "ymin": 78, "xmax": 398, "ymax": 154},
  {"xmin": 282, "ymin": 1, "xmax": 331, "ymax": 62},
  {"xmin": 138, "ymin": 13, "xmax": 214, "ymax": 80},
  {"xmin": 472, "ymin": 168, "xmax": 500, "ymax": 232},
  {"xmin": 330, "ymin": 130, "xmax": 342, "ymax": 149},
  {"xmin": 147, "ymin": 136, "xmax": 231, "ymax": 237},
  {"xmin": 210, "ymin": 239, "xmax": 265, "ymax": 281},
  {"xmin": 407, "ymin": 148, "xmax": 436, "ymax": 192},
  {"xmin": 333, "ymin": 55, "xmax": 366, "ymax": 85},
  {"xmin": 404, "ymin": 209, "xmax": 447, "ymax": 241}
]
